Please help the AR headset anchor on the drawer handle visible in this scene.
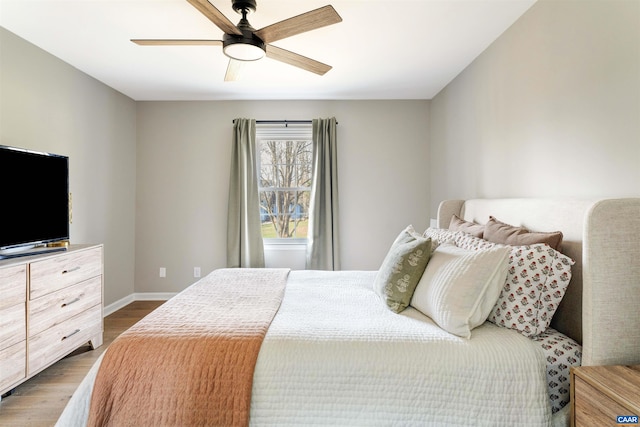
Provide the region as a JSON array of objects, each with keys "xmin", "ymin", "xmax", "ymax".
[
  {"xmin": 61, "ymin": 297, "xmax": 81, "ymax": 308},
  {"xmin": 62, "ymin": 266, "xmax": 81, "ymax": 275},
  {"xmin": 62, "ymin": 329, "xmax": 81, "ymax": 341}
]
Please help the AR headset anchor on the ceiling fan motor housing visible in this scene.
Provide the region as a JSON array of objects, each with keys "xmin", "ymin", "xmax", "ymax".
[
  {"xmin": 232, "ymin": 0, "xmax": 257, "ymax": 14},
  {"xmin": 223, "ymin": 32, "xmax": 265, "ymax": 53}
]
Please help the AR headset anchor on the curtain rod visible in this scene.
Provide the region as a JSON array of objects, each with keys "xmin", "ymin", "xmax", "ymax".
[
  {"xmin": 258, "ymin": 120, "xmax": 311, "ymax": 124},
  {"xmin": 232, "ymin": 119, "xmax": 338, "ymax": 126}
]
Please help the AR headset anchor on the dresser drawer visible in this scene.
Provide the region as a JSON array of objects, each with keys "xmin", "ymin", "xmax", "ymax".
[
  {"xmin": 29, "ymin": 276, "xmax": 102, "ymax": 337},
  {"xmin": 0, "ymin": 264, "xmax": 26, "ymax": 309},
  {"xmin": 0, "ymin": 340, "xmax": 26, "ymax": 393},
  {"xmin": 28, "ymin": 304, "xmax": 102, "ymax": 375},
  {"xmin": 0, "ymin": 302, "xmax": 26, "ymax": 350},
  {"xmin": 30, "ymin": 247, "xmax": 102, "ymax": 299}
]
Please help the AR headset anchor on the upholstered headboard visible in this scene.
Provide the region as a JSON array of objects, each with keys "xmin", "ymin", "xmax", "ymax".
[{"xmin": 437, "ymin": 198, "xmax": 640, "ymax": 366}]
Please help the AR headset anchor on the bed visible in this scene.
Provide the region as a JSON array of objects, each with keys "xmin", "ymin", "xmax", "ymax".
[{"xmin": 57, "ymin": 198, "xmax": 640, "ymax": 427}]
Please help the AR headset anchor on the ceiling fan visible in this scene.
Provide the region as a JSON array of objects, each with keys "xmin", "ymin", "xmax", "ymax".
[{"xmin": 132, "ymin": 0, "xmax": 342, "ymax": 81}]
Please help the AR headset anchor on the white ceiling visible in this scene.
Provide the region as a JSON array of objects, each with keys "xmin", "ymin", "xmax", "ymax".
[{"xmin": 0, "ymin": 0, "xmax": 536, "ymax": 101}]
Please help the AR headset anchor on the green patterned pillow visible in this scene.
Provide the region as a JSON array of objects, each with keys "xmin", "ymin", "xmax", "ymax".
[{"xmin": 374, "ymin": 225, "xmax": 432, "ymax": 313}]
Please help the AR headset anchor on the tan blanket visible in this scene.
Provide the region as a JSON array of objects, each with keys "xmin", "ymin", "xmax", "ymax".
[{"xmin": 87, "ymin": 268, "xmax": 289, "ymax": 427}]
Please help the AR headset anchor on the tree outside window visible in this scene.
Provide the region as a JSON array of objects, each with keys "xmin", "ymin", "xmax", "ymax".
[{"xmin": 258, "ymin": 139, "xmax": 312, "ymax": 240}]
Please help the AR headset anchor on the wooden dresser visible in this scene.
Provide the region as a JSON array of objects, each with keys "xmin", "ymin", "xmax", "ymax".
[
  {"xmin": 0, "ymin": 244, "xmax": 103, "ymax": 398},
  {"xmin": 571, "ymin": 365, "xmax": 640, "ymax": 427}
]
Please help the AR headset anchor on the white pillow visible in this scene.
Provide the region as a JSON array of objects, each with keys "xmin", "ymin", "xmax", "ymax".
[
  {"xmin": 410, "ymin": 242, "xmax": 510, "ymax": 338},
  {"xmin": 422, "ymin": 227, "xmax": 462, "ymax": 252}
]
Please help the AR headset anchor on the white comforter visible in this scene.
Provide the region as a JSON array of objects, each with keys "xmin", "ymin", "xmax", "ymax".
[{"xmin": 58, "ymin": 270, "xmax": 556, "ymax": 426}]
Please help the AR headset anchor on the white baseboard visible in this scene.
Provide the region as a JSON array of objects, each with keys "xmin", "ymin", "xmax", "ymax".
[{"xmin": 104, "ymin": 292, "xmax": 177, "ymax": 316}]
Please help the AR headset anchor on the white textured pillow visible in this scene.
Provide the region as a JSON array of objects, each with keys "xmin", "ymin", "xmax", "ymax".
[
  {"xmin": 410, "ymin": 243, "xmax": 510, "ymax": 338},
  {"xmin": 422, "ymin": 227, "xmax": 462, "ymax": 252}
]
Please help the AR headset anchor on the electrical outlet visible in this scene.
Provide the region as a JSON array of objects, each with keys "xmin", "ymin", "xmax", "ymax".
[
  {"xmin": 194, "ymin": 267, "xmax": 201, "ymax": 278},
  {"xmin": 159, "ymin": 267, "xmax": 166, "ymax": 278}
]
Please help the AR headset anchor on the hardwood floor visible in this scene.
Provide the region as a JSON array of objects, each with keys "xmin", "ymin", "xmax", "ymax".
[{"xmin": 0, "ymin": 300, "xmax": 164, "ymax": 427}]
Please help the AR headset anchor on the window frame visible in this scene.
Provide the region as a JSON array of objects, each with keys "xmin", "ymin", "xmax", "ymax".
[{"xmin": 256, "ymin": 124, "xmax": 313, "ymax": 245}]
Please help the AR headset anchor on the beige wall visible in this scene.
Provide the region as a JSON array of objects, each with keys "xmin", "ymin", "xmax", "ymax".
[
  {"xmin": 4, "ymin": 0, "xmax": 638, "ymax": 304},
  {"xmin": 0, "ymin": 28, "xmax": 137, "ymax": 306},
  {"xmin": 1, "ymin": 26, "xmax": 430, "ymax": 303},
  {"xmin": 135, "ymin": 100, "xmax": 430, "ymax": 293},
  {"xmin": 429, "ymin": 0, "xmax": 640, "ymax": 217}
]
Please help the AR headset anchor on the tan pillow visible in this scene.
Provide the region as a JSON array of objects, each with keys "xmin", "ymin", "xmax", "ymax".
[
  {"xmin": 448, "ymin": 214, "xmax": 484, "ymax": 238},
  {"xmin": 484, "ymin": 216, "xmax": 563, "ymax": 250}
]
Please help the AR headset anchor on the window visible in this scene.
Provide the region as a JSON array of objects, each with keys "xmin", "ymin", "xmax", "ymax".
[{"xmin": 257, "ymin": 125, "xmax": 313, "ymax": 242}]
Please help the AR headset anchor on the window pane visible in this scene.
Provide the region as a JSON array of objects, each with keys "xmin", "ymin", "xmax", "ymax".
[
  {"xmin": 259, "ymin": 190, "xmax": 309, "ymax": 238},
  {"xmin": 258, "ymin": 138, "xmax": 312, "ymax": 239}
]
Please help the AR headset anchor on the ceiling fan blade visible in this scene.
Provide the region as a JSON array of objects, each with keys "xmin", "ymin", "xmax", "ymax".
[
  {"xmin": 225, "ymin": 59, "xmax": 245, "ymax": 81},
  {"xmin": 131, "ymin": 39, "xmax": 223, "ymax": 46},
  {"xmin": 186, "ymin": 0, "xmax": 242, "ymax": 36},
  {"xmin": 255, "ymin": 5, "xmax": 342, "ymax": 44},
  {"xmin": 266, "ymin": 45, "xmax": 332, "ymax": 76}
]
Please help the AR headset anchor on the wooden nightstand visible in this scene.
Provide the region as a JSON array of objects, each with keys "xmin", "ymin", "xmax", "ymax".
[{"xmin": 571, "ymin": 365, "xmax": 640, "ymax": 427}]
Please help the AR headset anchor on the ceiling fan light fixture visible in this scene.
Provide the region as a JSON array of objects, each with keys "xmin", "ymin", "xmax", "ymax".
[
  {"xmin": 223, "ymin": 41, "xmax": 265, "ymax": 61},
  {"xmin": 222, "ymin": 28, "xmax": 265, "ymax": 61}
]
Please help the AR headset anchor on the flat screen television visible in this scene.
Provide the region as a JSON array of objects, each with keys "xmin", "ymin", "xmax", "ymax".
[{"xmin": 0, "ymin": 145, "xmax": 70, "ymax": 259}]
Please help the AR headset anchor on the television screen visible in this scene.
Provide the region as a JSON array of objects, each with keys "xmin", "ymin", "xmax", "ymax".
[{"xmin": 0, "ymin": 145, "xmax": 69, "ymax": 253}]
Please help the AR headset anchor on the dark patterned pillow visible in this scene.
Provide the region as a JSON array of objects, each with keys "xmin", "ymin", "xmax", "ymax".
[
  {"xmin": 535, "ymin": 247, "xmax": 574, "ymax": 333},
  {"xmin": 487, "ymin": 244, "xmax": 555, "ymax": 336},
  {"xmin": 455, "ymin": 233, "xmax": 574, "ymax": 337}
]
